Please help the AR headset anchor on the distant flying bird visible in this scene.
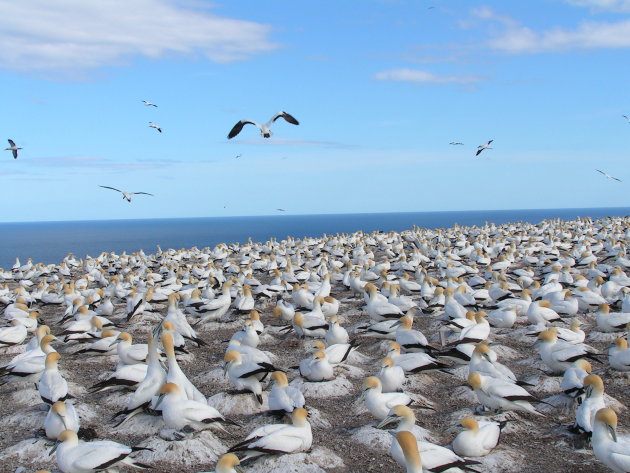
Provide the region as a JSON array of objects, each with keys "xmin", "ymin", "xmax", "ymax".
[
  {"xmin": 142, "ymin": 100, "xmax": 158, "ymax": 107},
  {"xmin": 5, "ymin": 139, "xmax": 21, "ymax": 159},
  {"xmin": 450, "ymin": 142, "xmax": 464, "ymax": 145},
  {"xmin": 277, "ymin": 208, "xmax": 286, "ymax": 212},
  {"xmin": 227, "ymin": 111, "xmax": 299, "ymax": 139},
  {"xmin": 99, "ymin": 186, "xmax": 154, "ymax": 202},
  {"xmin": 235, "ymin": 154, "xmax": 242, "ymax": 159},
  {"xmin": 476, "ymin": 140, "xmax": 493, "ymax": 156},
  {"xmin": 623, "ymin": 115, "xmax": 630, "ymax": 123},
  {"xmin": 596, "ymin": 169, "xmax": 622, "ymax": 182},
  {"xmin": 149, "ymin": 122, "xmax": 162, "ymax": 133}
]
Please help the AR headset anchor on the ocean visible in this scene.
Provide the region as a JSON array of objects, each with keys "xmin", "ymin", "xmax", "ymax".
[{"xmin": 0, "ymin": 207, "xmax": 628, "ymax": 268}]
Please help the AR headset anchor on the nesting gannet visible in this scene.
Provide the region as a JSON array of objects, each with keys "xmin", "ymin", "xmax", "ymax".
[
  {"xmin": 452, "ymin": 417, "xmax": 505, "ymax": 457},
  {"xmin": 89, "ymin": 362, "xmax": 148, "ymax": 393},
  {"xmin": 592, "ymin": 408, "xmax": 630, "ymax": 473},
  {"xmin": 388, "ymin": 342, "xmax": 450, "ymax": 373},
  {"xmin": 292, "ymin": 312, "xmax": 328, "ymax": 338},
  {"xmin": 377, "ymin": 357, "xmax": 406, "ymax": 393},
  {"xmin": 467, "ymin": 372, "xmax": 543, "ymax": 416},
  {"xmin": 45, "ymin": 401, "xmax": 80, "ymax": 440},
  {"xmin": 309, "ymin": 339, "xmax": 356, "ymax": 365},
  {"xmin": 395, "ymin": 315, "xmax": 432, "ymax": 353},
  {"xmin": 111, "ymin": 332, "xmax": 148, "ymax": 365},
  {"xmin": 228, "ymin": 407, "xmax": 312, "ymax": 461},
  {"xmin": 325, "ymin": 315, "xmax": 349, "ymax": 345},
  {"xmin": 99, "ymin": 186, "xmax": 154, "ymax": 203},
  {"xmin": 0, "ymin": 319, "xmax": 28, "ymax": 347},
  {"xmin": 359, "ymin": 376, "xmax": 412, "ymax": 420},
  {"xmin": 142, "ymin": 100, "xmax": 157, "ymax": 107},
  {"xmin": 39, "ymin": 352, "xmax": 70, "ymax": 404},
  {"xmin": 574, "ymin": 374, "xmax": 607, "ymax": 435},
  {"xmin": 52, "ymin": 430, "xmax": 151, "ymax": 472},
  {"xmin": 268, "ymin": 371, "xmax": 305, "ymax": 414},
  {"xmin": 299, "ymin": 350, "xmax": 335, "ymax": 382},
  {"xmin": 227, "ymin": 111, "xmax": 299, "ymax": 139},
  {"xmin": 534, "ymin": 328, "xmax": 600, "ymax": 374},
  {"xmin": 596, "ymin": 304, "xmax": 630, "ymax": 332},
  {"xmin": 224, "ymin": 349, "xmax": 275, "ymax": 404},
  {"xmin": 469, "ymin": 342, "xmax": 522, "ymax": 385},
  {"xmin": 475, "ymin": 140, "xmax": 493, "ymax": 156},
  {"xmin": 5, "ymin": 139, "xmax": 21, "ymax": 159},
  {"xmin": 560, "ymin": 359, "xmax": 592, "ymax": 400},
  {"xmin": 608, "ymin": 338, "xmax": 630, "ymax": 371},
  {"xmin": 156, "ymin": 383, "xmax": 235, "ymax": 434},
  {"xmin": 379, "ymin": 406, "xmax": 480, "ymax": 472},
  {"xmin": 0, "ymin": 334, "xmax": 57, "ymax": 384},
  {"xmin": 149, "ymin": 121, "xmax": 162, "ymax": 132},
  {"xmin": 596, "ymin": 169, "xmax": 622, "ymax": 182}
]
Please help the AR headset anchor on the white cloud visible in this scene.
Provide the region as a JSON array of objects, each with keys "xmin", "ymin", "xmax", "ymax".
[
  {"xmin": 373, "ymin": 68, "xmax": 483, "ymax": 84},
  {"xmin": 0, "ymin": 0, "xmax": 277, "ymax": 73},
  {"xmin": 471, "ymin": 6, "xmax": 630, "ymax": 54},
  {"xmin": 564, "ymin": 0, "xmax": 630, "ymax": 12}
]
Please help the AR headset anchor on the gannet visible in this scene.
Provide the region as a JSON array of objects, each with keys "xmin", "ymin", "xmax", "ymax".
[
  {"xmin": 596, "ymin": 169, "xmax": 622, "ymax": 182},
  {"xmin": 299, "ymin": 350, "xmax": 334, "ymax": 382},
  {"xmin": 596, "ymin": 304, "xmax": 630, "ymax": 332},
  {"xmin": 475, "ymin": 140, "xmax": 493, "ymax": 156},
  {"xmin": 39, "ymin": 352, "xmax": 70, "ymax": 404},
  {"xmin": 99, "ymin": 186, "xmax": 154, "ymax": 203},
  {"xmin": 162, "ymin": 332, "xmax": 207, "ymax": 403},
  {"xmin": 5, "ymin": 139, "xmax": 21, "ymax": 159},
  {"xmin": 377, "ymin": 357, "xmax": 406, "ymax": 393},
  {"xmin": 452, "ymin": 417, "xmax": 505, "ymax": 457},
  {"xmin": 467, "ymin": 372, "xmax": 544, "ymax": 416},
  {"xmin": 156, "ymin": 383, "xmax": 235, "ymax": 434},
  {"xmin": 45, "ymin": 401, "xmax": 80, "ymax": 440},
  {"xmin": 359, "ymin": 376, "xmax": 412, "ymax": 420},
  {"xmin": 52, "ymin": 430, "xmax": 151, "ymax": 472},
  {"xmin": 112, "ymin": 332, "xmax": 166, "ymax": 426},
  {"xmin": 574, "ymin": 374, "xmax": 607, "ymax": 435},
  {"xmin": 292, "ymin": 312, "xmax": 328, "ymax": 338},
  {"xmin": 469, "ymin": 342, "xmax": 522, "ymax": 385},
  {"xmin": 560, "ymin": 359, "xmax": 592, "ymax": 400},
  {"xmin": 224, "ymin": 349, "xmax": 275, "ymax": 404},
  {"xmin": 0, "ymin": 319, "xmax": 28, "ymax": 347},
  {"xmin": 149, "ymin": 121, "xmax": 162, "ymax": 132},
  {"xmin": 142, "ymin": 100, "xmax": 157, "ymax": 107},
  {"xmin": 388, "ymin": 342, "xmax": 450, "ymax": 373},
  {"xmin": 535, "ymin": 328, "xmax": 601, "ymax": 374},
  {"xmin": 449, "ymin": 141, "xmax": 464, "ymax": 145},
  {"xmin": 111, "ymin": 332, "xmax": 148, "ymax": 365},
  {"xmin": 268, "ymin": 371, "xmax": 305, "ymax": 414},
  {"xmin": 379, "ymin": 406, "xmax": 480, "ymax": 472},
  {"xmin": 325, "ymin": 315, "xmax": 349, "ymax": 345},
  {"xmin": 0, "ymin": 334, "xmax": 57, "ymax": 384},
  {"xmin": 89, "ymin": 362, "xmax": 148, "ymax": 393},
  {"xmin": 309, "ymin": 339, "xmax": 356, "ymax": 365},
  {"xmin": 592, "ymin": 408, "xmax": 630, "ymax": 473},
  {"xmin": 608, "ymin": 338, "xmax": 630, "ymax": 371},
  {"xmin": 199, "ymin": 453, "xmax": 243, "ymax": 473},
  {"xmin": 228, "ymin": 407, "xmax": 312, "ymax": 461},
  {"xmin": 228, "ymin": 110, "xmax": 299, "ymax": 139},
  {"xmin": 395, "ymin": 315, "xmax": 432, "ymax": 353}
]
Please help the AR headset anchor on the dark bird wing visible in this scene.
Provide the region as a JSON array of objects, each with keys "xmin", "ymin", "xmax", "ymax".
[
  {"xmin": 613, "ymin": 176, "xmax": 622, "ymax": 182},
  {"xmin": 132, "ymin": 192, "xmax": 154, "ymax": 196},
  {"xmin": 100, "ymin": 186, "xmax": 123, "ymax": 193},
  {"xmin": 487, "ymin": 140, "xmax": 493, "ymax": 145},
  {"xmin": 12, "ymin": 149, "xmax": 17, "ymax": 159},
  {"xmin": 475, "ymin": 149, "xmax": 483, "ymax": 156},
  {"xmin": 596, "ymin": 169, "xmax": 606, "ymax": 175},
  {"xmin": 228, "ymin": 120, "xmax": 256, "ymax": 139},
  {"xmin": 7, "ymin": 139, "xmax": 16, "ymax": 146},
  {"xmin": 273, "ymin": 111, "xmax": 299, "ymax": 125}
]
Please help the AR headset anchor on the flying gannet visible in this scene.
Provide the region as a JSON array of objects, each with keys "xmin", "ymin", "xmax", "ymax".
[
  {"xmin": 227, "ymin": 111, "xmax": 299, "ymax": 139},
  {"xmin": 99, "ymin": 186, "xmax": 154, "ymax": 202}
]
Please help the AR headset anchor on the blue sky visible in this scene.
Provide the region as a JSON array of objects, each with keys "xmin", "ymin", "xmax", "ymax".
[{"xmin": 1, "ymin": 0, "xmax": 629, "ymax": 222}]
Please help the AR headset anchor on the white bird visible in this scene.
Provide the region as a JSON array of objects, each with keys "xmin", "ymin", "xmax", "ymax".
[
  {"xmin": 609, "ymin": 338, "xmax": 630, "ymax": 371},
  {"xmin": 299, "ymin": 350, "xmax": 334, "ymax": 382},
  {"xmin": 149, "ymin": 121, "xmax": 162, "ymax": 132},
  {"xmin": 596, "ymin": 169, "xmax": 622, "ymax": 182},
  {"xmin": 268, "ymin": 371, "xmax": 305, "ymax": 414},
  {"xmin": 45, "ymin": 401, "xmax": 80, "ymax": 440},
  {"xmin": 359, "ymin": 376, "xmax": 412, "ymax": 420},
  {"xmin": 228, "ymin": 407, "xmax": 312, "ymax": 461},
  {"xmin": 395, "ymin": 431, "xmax": 423, "ymax": 473},
  {"xmin": 52, "ymin": 430, "xmax": 151, "ymax": 472},
  {"xmin": 39, "ymin": 352, "xmax": 69, "ymax": 404},
  {"xmin": 452, "ymin": 417, "xmax": 505, "ymax": 457},
  {"xmin": 449, "ymin": 141, "xmax": 464, "ymax": 145},
  {"xmin": 592, "ymin": 408, "xmax": 630, "ymax": 473},
  {"xmin": 142, "ymin": 100, "xmax": 157, "ymax": 107},
  {"xmin": 574, "ymin": 374, "xmax": 607, "ymax": 435},
  {"xmin": 5, "ymin": 139, "xmax": 21, "ymax": 159},
  {"xmin": 99, "ymin": 186, "xmax": 154, "ymax": 203},
  {"xmin": 467, "ymin": 372, "xmax": 543, "ymax": 416},
  {"xmin": 0, "ymin": 319, "xmax": 28, "ymax": 347},
  {"xmin": 376, "ymin": 357, "xmax": 406, "ymax": 393},
  {"xmin": 199, "ymin": 453, "xmax": 243, "ymax": 473},
  {"xmin": 224, "ymin": 349, "xmax": 275, "ymax": 404},
  {"xmin": 227, "ymin": 111, "xmax": 299, "ymax": 139},
  {"xmin": 476, "ymin": 140, "xmax": 493, "ymax": 156},
  {"xmin": 155, "ymin": 382, "xmax": 235, "ymax": 433}
]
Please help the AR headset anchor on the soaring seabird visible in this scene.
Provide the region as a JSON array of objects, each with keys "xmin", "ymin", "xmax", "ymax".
[
  {"xmin": 5, "ymin": 139, "xmax": 22, "ymax": 159},
  {"xmin": 99, "ymin": 186, "xmax": 154, "ymax": 202},
  {"xmin": 476, "ymin": 140, "xmax": 493, "ymax": 156},
  {"xmin": 227, "ymin": 111, "xmax": 299, "ymax": 139}
]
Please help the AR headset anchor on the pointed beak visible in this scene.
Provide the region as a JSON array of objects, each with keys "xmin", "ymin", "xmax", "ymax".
[
  {"xmin": 154, "ymin": 393, "xmax": 165, "ymax": 408},
  {"xmin": 59, "ymin": 414, "xmax": 68, "ymax": 430},
  {"xmin": 608, "ymin": 424, "xmax": 618, "ymax": 442},
  {"xmin": 223, "ymin": 363, "xmax": 229, "ymax": 377},
  {"xmin": 358, "ymin": 389, "xmax": 367, "ymax": 403},
  {"xmin": 109, "ymin": 339, "xmax": 122, "ymax": 348},
  {"xmin": 376, "ymin": 415, "xmax": 397, "ymax": 429},
  {"xmin": 49, "ymin": 441, "xmax": 60, "ymax": 456},
  {"xmin": 235, "ymin": 466, "xmax": 244, "ymax": 473}
]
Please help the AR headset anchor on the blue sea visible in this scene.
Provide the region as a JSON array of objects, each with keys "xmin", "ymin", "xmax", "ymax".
[{"xmin": 0, "ymin": 207, "xmax": 628, "ymax": 268}]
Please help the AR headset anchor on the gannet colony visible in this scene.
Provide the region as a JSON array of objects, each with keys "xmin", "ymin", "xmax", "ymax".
[{"xmin": 0, "ymin": 216, "xmax": 629, "ymax": 473}]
